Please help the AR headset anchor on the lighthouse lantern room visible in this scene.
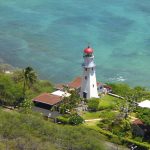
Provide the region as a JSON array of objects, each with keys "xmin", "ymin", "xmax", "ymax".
[{"xmin": 80, "ymin": 46, "xmax": 99, "ymax": 99}]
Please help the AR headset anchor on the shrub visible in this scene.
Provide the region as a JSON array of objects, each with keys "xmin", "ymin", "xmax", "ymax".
[
  {"xmin": 69, "ymin": 114, "xmax": 84, "ymax": 125},
  {"xmin": 88, "ymin": 98, "xmax": 99, "ymax": 111},
  {"xmin": 19, "ymin": 98, "xmax": 33, "ymax": 114}
]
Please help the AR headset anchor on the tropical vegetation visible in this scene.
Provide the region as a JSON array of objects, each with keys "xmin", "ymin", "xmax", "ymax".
[
  {"xmin": 1, "ymin": 66, "xmax": 150, "ymax": 149},
  {"xmin": 0, "ymin": 67, "xmax": 53, "ymax": 107},
  {"xmin": 83, "ymin": 83, "xmax": 150, "ymax": 149}
]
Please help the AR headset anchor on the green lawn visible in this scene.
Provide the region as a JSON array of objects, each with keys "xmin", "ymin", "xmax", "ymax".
[
  {"xmin": 82, "ymin": 111, "xmax": 101, "ymax": 120},
  {"xmin": 99, "ymin": 95, "xmax": 124, "ymax": 110},
  {"xmin": 82, "ymin": 95, "xmax": 123, "ymax": 120}
]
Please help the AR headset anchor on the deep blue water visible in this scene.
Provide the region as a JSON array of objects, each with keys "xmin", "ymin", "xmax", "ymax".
[{"xmin": 0, "ymin": 0, "xmax": 150, "ymax": 87}]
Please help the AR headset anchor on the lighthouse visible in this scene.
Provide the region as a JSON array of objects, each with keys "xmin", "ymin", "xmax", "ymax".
[{"xmin": 80, "ymin": 46, "xmax": 99, "ymax": 99}]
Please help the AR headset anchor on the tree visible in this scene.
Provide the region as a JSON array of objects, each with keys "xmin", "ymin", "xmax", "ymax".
[
  {"xmin": 19, "ymin": 67, "xmax": 37, "ymax": 98},
  {"xmin": 0, "ymin": 74, "xmax": 22, "ymax": 106},
  {"xmin": 88, "ymin": 98, "xmax": 99, "ymax": 111},
  {"xmin": 59, "ymin": 89, "xmax": 81, "ymax": 114}
]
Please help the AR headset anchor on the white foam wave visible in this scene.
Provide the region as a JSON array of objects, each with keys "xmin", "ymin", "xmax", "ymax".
[{"xmin": 109, "ymin": 76, "xmax": 126, "ymax": 82}]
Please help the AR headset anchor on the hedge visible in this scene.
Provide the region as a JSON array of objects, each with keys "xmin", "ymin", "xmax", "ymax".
[
  {"xmin": 56, "ymin": 114, "xmax": 84, "ymax": 125},
  {"xmin": 95, "ymin": 127, "xmax": 150, "ymax": 150}
]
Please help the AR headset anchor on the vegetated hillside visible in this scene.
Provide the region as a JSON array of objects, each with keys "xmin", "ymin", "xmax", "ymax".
[
  {"xmin": 0, "ymin": 70, "xmax": 54, "ymax": 106},
  {"xmin": 0, "ymin": 109, "xmax": 105, "ymax": 150}
]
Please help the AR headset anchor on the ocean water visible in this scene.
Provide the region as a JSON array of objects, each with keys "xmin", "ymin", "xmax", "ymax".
[{"xmin": 0, "ymin": 0, "xmax": 150, "ymax": 87}]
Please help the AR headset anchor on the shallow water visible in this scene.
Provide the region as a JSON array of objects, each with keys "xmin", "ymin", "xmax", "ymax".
[{"xmin": 0, "ymin": 0, "xmax": 150, "ymax": 87}]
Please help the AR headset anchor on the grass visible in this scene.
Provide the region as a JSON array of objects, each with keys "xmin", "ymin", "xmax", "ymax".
[
  {"xmin": 82, "ymin": 95, "xmax": 123, "ymax": 120},
  {"xmin": 82, "ymin": 111, "xmax": 101, "ymax": 120},
  {"xmin": 99, "ymin": 110, "xmax": 118, "ymax": 120},
  {"xmin": 99, "ymin": 95, "xmax": 124, "ymax": 110}
]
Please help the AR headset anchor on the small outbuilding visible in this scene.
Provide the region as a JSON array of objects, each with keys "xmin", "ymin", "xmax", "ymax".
[
  {"xmin": 32, "ymin": 90, "xmax": 70, "ymax": 118},
  {"xmin": 132, "ymin": 119, "xmax": 150, "ymax": 139},
  {"xmin": 33, "ymin": 93, "xmax": 62, "ymax": 109},
  {"xmin": 138, "ymin": 100, "xmax": 150, "ymax": 109}
]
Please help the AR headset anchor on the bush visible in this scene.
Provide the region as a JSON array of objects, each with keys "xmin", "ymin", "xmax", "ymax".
[
  {"xmin": 69, "ymin": 114, "xmax": 84, "ymax": 125},
  {"xmin": 88, "ymin": 98, "xmax": 99, "ymax": 111},
  {"xmin": 96, "ymin": 127, "xmax": 150, "ymax": 150},
  {"xmin": 57, "ymin": 114, "xmax": 84, "ymax": 125},
  {"xmin": 19, "ymin": 98, "xmax": 33, "ymax": 114}
]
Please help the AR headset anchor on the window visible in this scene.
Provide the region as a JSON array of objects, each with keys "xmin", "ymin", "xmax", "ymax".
[
  {"xmin": 100, "ymin": 86, "xmax": 103, "ymax": 89},
  {"xmin": 92, "ymin": 67, "xmax": 93, "ymax": 71},
  {"xmin": 85, "ymin": 68, "xmax": 87, "ymax": 71},
  {"xmin": 85, "ymin": 76, "xmax": 87, "ymax": 80}
]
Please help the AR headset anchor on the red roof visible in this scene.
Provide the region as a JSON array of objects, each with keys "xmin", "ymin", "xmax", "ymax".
[
  {"xmin": 84, "ymin": 47, "xmax": 93, "ymax": 54},
  {"xmin": 33, "ymin": 93, "xmax": 62, "ymax": 105},
  {"xmin": 132, "ymin": 119, "xmax": 144, "ymax": 125},
  {"xmin": 103, "ymin": 85, "xmax": 112, "ymax": 89},
  {"xmin": 56, "ymin": 77, "xmax": 103, "ymax": 89},
  {"xmin": 68, "ymin": 77, "xmax": 82, "ymax": 88}
]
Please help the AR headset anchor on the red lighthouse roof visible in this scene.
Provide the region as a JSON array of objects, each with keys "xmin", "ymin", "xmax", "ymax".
[{"xmin": 84, "ymin": 46, "xmax": 93, "ymax": 54}]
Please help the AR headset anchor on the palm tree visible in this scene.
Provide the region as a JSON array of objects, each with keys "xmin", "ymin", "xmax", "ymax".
[{"xmin": 22, "ymin": 66, "xmax": 37, "ymax": 98}]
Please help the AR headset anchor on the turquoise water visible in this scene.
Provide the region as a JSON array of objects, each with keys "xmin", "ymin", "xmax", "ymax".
[{"xmin": 0, "ymin": 0, "xmax": 150, "ymax": 87}]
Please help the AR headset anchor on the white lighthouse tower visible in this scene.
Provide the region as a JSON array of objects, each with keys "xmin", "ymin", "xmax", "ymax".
[{"xmin": 80, "ymin": 46, "xmax": 99, "ymax": 99}]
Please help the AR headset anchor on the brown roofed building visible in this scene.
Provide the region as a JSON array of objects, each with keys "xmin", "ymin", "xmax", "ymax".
[
  {"xmin": 131, "ymin": 119, "xmax": 150, "ymax": 138},
  {"xmin": 32, "ymin": 90, "xmax": 70, "ymax": 118},
  {"xmin": 33, "ymin": 93, "xmax": 62, "ymax": 106},
  {"xmin": 132, "ymin": 119, "xmax": 144, "ymax": 126},
  {"xmin": 68, "ymin": 77, "xmax": 82, "ymax": 89},
  {"xmin": 54, "ymin": 77, "xmax": 82, "ymax": 90}
]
